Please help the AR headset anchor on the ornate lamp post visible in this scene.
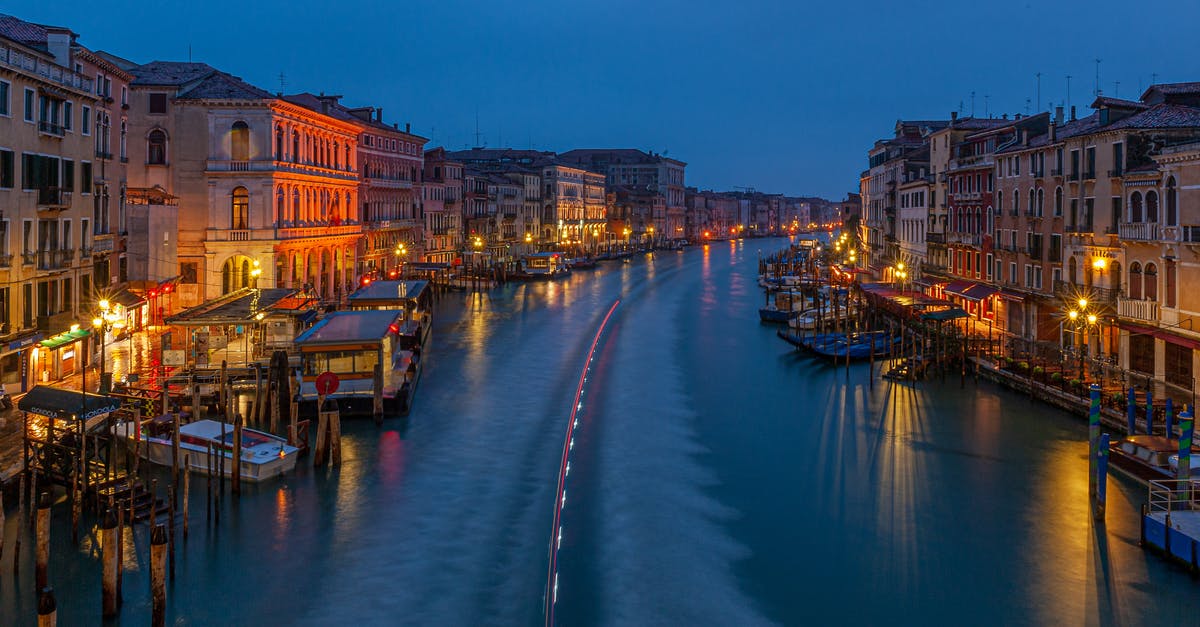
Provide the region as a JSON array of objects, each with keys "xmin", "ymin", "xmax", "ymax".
[{"xmin": 92, "ymin": 300, "xmax": 124, "ymax": 394}]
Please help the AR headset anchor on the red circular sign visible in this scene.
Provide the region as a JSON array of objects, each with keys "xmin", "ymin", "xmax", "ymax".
[{"xmin": 315, "ymin": 371, "xmax": 340, "ymax": 396}]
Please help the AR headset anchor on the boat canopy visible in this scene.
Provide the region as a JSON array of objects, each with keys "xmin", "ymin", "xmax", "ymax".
[
  {"xmin": 294, "ymin": 310, "xmax": 404, "ymax": 347},
  {"xmin": 18, "ymin": 385, "xmax": 121, "ymax": 421},
  {"xmin": 165, "ymin": 288, "xmax": 304, "ymax": 326},
  {"xmin": 348, "ymin": 280, "xmax": 430, "ymax": 308},
  {"xmin": 921, "ymin": 308, "xmax": 969, "ymax": 321}
]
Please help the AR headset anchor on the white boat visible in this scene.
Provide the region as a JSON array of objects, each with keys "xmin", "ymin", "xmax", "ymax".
[
  {"xmin": 116, "ymin": 418, "xmax": 299, "ymax": 482},
  {"xmin": 788, "ymin": 306, "xmax": 857, "ymax": 331}
]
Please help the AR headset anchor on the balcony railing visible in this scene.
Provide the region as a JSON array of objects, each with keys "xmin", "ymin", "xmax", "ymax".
[
  {"xmin": 92, "ymin": 236, "xmax": 115, "ymax": 253},
  {"xmin": 205, "ymin": 159, "xmax": 358, "ymax": 181},
  {"xmin": 926, "ymin": 232, "xmax": 945, "ymax": 244},
  {"xmin": 21, "ymin": 252, "xmax": 35, "ymax": 266},
  {"xmin": 1119, "ymin": 222, "xmax": 1160, "ymax": 241},
  {"xmin": 0, "ymin": 42, "xmax": 93, "ymax": 92},
  {"xmin": 37, "ymin": 120, "xmax": 66, "ymax": 137},
  {"xmin": 1181, "ymin": 225, "xmax": 1200, "ymax": 244},
  {"xmin": 1118, "ymin": 298, "xmax": 1159, "ymax": 323},
  {"xmin": 95, "ymin": 150, "xmax": 114, "ymax": 160},
  {"xmin": 1027, "ymin": 246, "xmax": 1042, "ymax": 260},
  {"xmin": 1108, "ymin": 168, "xmax": 1124, "ymax": 178},
  {"xmin": 1051, "ymin": 167, "xmax": 1063, "ymax": 176},
  {"xmin": 37, "ymin": 187, "xmax": 70, "ymax": 208},
  {"xmin": 0, "ymin": 254, "xmax": 12, "ymax": 268},
  {"xmin": 37, "ymin": 249, "xmax": 73, "ymax": 271},
  {"xmin": 276, "ymin": 224, "xmax": 362, "ymax": 240},
  {"xmin": 1065, "ymin": 223, "xmax": 1094, "ymax": 234},
  {"xmin": 1054, "ymin": 279, "xmax": 1119, "ymax": 303}
]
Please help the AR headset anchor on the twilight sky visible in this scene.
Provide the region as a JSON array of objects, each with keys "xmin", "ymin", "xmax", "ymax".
[{"xmin": 20, "ymin": 0, "xmax": 1200, "ymax": 199}]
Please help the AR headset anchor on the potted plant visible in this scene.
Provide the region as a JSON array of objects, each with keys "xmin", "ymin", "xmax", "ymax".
[
  {"xmin": 1032, "ymin": 365, "xmax": 1045, "ymax": 380},
  {"xmin": 1016, "ymin": 361, "xmax": 1029, "ymax": 372}
]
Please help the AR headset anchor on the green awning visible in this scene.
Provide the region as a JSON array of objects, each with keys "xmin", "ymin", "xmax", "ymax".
[{"xmin": 39, "ymin": 328, "xmax": 92, "ymax": 350}]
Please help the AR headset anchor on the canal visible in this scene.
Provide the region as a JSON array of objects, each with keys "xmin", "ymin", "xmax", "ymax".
[{"xmin": 2, "ymin": 238, "xmax": 1196, "ymax": 625}]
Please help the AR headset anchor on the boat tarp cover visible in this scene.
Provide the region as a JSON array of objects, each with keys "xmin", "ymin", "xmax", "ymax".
[
  {"xmin": 921, "ymin": 308, "xmax": 969, "ymax": 321},
  {"xmin": 18, "ymin": 385, "xmax": 121, "ymax": 420}
]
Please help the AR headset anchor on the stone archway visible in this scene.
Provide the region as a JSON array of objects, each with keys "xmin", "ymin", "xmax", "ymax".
[{"xmin": 220, "ymin": 254, "xmax": 254, "ymax": 295}]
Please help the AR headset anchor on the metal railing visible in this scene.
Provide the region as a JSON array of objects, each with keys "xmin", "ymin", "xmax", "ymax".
[
  {"xmin": 37, "ymin": 187, "xmax": 70, "ymax": 208},
  {"xmin": 37, "ymin": 249, "xmax": 73, "ymax": 270},
  {"xmin": 1054, "ymin": 279, "xmax": 1119, "ymax": 303}
]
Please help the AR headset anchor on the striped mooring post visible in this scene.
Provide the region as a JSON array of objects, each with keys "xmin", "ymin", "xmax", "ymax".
[
  {"xmin": 1096, "ymin": 432, "xmax": 1110, "ymax": 521},
  {"xmin": 1179, "ymin": 411, "xmax": 1194, "ymax": 483},
  {"xmin": 1089, "ymin": 383, "xmax": 1101, "ymax": 502},
  {"xmin": 1147, "ymin": 388, "xmax": 1155, "ymax": 435},
  {"xmin": 1127, "ymin": 387, "xmax": 1137, "ymax": 436}
]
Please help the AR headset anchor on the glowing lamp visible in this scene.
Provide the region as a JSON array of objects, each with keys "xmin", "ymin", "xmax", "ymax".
[{"xmin": 1068, "ymin": 310, "xmax": 1079, "ymax": 321}]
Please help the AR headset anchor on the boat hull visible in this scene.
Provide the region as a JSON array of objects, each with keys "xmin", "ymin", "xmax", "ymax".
[{"xmin": 116, "ymin": 422, "xmax": 299, "ymax": 482}]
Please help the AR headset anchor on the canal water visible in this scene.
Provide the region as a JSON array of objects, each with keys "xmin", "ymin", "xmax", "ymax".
[{"xmin": 1, "ymin": 238, "xmax": 1196, "ymax": 625}]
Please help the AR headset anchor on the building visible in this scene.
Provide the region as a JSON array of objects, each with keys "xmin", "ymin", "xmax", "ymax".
[
  {"xmin": 110, "ymin": 58, "xmax": 364, "ymax": 306},
  {"xmin": 280, "ymin": 96, "xmax": 426, "ymax": 279},
  {"xmin": 557, "ymin": 148, "xmax": 686, "ymax": 239},
  {"xmin": 863, "ymin": 120, "xmax": 948, "ymax": 276},
  {"xmin": 0, "ymin": 15, "xmax": 110, "ymax": 389},
  {"xmin": 421, "ymin": 147, "xmax": 462, "ymax": 264}
]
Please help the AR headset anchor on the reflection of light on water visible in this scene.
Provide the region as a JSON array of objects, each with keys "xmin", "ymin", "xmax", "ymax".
[
  {"xmin": 378, "ymin": 430, "xmax": 405, "ymax": 486},
  {"xmin": 334, "ymin": 436, "xmax": 364, "ymax": 538},
  {"xmin": 274, "ymin": 485, "xmax": 292, "ymax": 550}
]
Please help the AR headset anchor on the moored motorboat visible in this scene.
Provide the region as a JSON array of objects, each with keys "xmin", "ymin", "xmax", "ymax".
[{"xmin": 116, "ymin": 417, "xmax": 299, "ymax": 482}]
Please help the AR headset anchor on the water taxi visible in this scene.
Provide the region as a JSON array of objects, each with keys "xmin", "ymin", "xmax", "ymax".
[
  {"xmin": 115, "ymin": 417, "xmax": 299, "ymax": 482},
  {"xmin": 293, "ymin": 309, "xmax": 418, "ymax": 416},
  {"xmin": 521, "ymin": 252, "xmax": 569, "ymax": 279}
]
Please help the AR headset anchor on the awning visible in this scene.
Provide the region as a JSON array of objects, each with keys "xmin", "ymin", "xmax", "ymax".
[
  {"xmin": 1118, "ymin": 321, "xmax": 1200, "ymax": 351},
  {"xmin": 39, "ymin": 328, "xmax": 91, "ymax": 350},
  {"xmin": 961, "ymin": 284, "xmax": 999, "ymax": 301},
  {"xmin": 997, "ymin": 288, "xmax": 1027, "ymax": 302},
  {"xmin": 943, "ymin": 281, "xmax": 973, "ymax": 298},
  {"xmin": 922, "ymin": 308, "xmax": 969, "ymax": 321},
  {"xmin": 18, "ymin": 385, "xmax": 121, "ymax": 420},
  {"xmin": 110, "ymin": 289, "xmax": 145, "ymax": 308}
]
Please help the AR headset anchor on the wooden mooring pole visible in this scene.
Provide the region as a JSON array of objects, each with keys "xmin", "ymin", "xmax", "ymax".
[
  {"xmin": 37, "ymin": 587, "xmax": 56, "ymax": 627},
  {"xmin": 35, "ymin": 491, "xmax": 51, "ymax": 591},
  {"xmin": 150, "ymin": 524, "xmax": 167, "ymax": 627},
  {"xmin": 101, "ymin": 508, "xmax": 118, "ymax": 617}
]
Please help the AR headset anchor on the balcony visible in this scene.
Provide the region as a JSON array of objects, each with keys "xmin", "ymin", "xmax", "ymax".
[
  {"xmin": 1119, "ymin": 222, "xmax": 1159, "ymax": 241},
  {"xmin": 1027, "ymin": 246, "xmax": 1042, "ymax": 260},
  {"xmin": 920, "ymin": 261, "xmax": 948, "ymax": 277},
  {"xmin": 925, "ymin": 232, "xmax": 945, "ymax": 244},
  {"xmin": 1084, "ymin": 170, "xmax": 1096, "ymax": 181},
  {"xmin": 0, "ymin": 254, "xmax": 11, "ymax": 268},
  {"xmin": 1054, "ymin": 279, "xmax": 1119, "ymax": 303},
  {"xmin": 21, "ymin": 252, "xmax": 35, "ymax": 266},
  {"xmin": 275, "ymin": 224, "xmax": 362, "ymax": 240},
  {"xmin": 95, "ymin": 150, "xmax": 114, "ymax": 160},
  {"xmin": 37, "ymin": 249, "xmax": 73, "ymax": 271},
  {"xmin": 205, "ymin": 159, "xmax": 358, "ymax": 182},
  {"xmin": 92, "ymin": 236, "xmax": 115, "ymax": 253},
  {"xmin": 1108, "ymin": 168, "xmax": 1124, "ymax": 178},
  {"xmin": 0, "ymin": 41, "xmax": 93, "ymax": 93},
  {"xmin": 1181, "ymin": 226, "xmax": 1200, "ymax": 244},
  {"xmin": 1065, "ymin": 223, "xmax": 1093, "ymax": 234},
  {"xmin": 1051, "ymin": 167, "xmax": 1063, "ymax": 177},
  {"xmin": 37, "ymin": 120, "xmax": 65, "ymax": 137},
  {"xmin": 37, "ymin": 187, "xmax": 70, "ymax": 208},
  {"xmin": 1118, "ymin": 298, "xmax": 1160, "ymax": 323},
  {"xmin": 1069, "ymin": 172, "xmax": 1080, "ymax": 182}
]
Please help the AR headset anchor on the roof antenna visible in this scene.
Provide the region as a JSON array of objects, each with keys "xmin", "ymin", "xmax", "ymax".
[
  {"xmin": 474, "ymin": 110, "xmax": 483, "ymax": 148},
  {"xmin": 1094, "ymin": 58, "xmax": 1102, "ymax": 97},
  {"xmin": 278, "ymin": 72, "xmax": 287, "ymax": 93}
]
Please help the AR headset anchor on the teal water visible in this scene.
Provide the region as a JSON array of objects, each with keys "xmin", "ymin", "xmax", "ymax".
[{"xmin": 1, "ymin": 238, "xmax": 1195, "ymax": 625}]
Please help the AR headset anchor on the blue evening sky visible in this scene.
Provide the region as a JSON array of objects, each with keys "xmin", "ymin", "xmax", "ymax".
[{"xmin": 19, "ymin": 0, "xmax": 1200, "ymax": 199}]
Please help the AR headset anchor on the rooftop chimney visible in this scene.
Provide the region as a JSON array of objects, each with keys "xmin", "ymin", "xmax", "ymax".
[
  {"xmin": 950, "ymin": 111, "xmax": 958, "ymax": 125},
  {"xmin": 405, "ymin": 122, "xmax": 411, "ymax": 133},
  {"xmin": 376, "ymin": 107, "xmax": 383, "ymax": 122},
  {"xmin": 1055, "ymin": 106, "xmax": 1064, "ymax": 124},
  {"xmin": 1070, "ymin": 106, "xmax": 1077, "ymax": 121},
  {"xmin": 1049, "ymin": 121, "xmax": 1057, "ymax": 142}
]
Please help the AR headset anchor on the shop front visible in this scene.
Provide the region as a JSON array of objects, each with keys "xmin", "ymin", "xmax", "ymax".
[{"xmin": 34, "ymin": 326, "xmax": 92, "ymax": 385}]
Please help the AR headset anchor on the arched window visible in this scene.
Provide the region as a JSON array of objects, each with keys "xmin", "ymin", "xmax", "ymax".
[
  {"xmin": 1166, "ymin": 259, "xmax": 1177, "ymax": 308},
  {"xmin": 231, "ymin": 121, "xmax": 250, "ymax": 161},
  {"xmin": 275, "ymin": 126, "xmax": 284, "ymax": 160},
  {"xmin": 1036, "ymin": 188, "xmax": 1044, "ymax": 216},
  {"xmin": 1146, "ymin": 190, "xmax": 1159, "ymax": 222},
  {"xmin": 119, "ymin": 121, "xmax": 127, "ymax": 160},
  {"xmin": 1167, "ymin": 177, "xmax": 1178, "ymax": 226},
  {"xmin": 276, "ymin": 188, "xmax": 285, "ymax": 224},
  {"xmin": 997, "ymin": 190, "xmax": 1003, "ymax": 214},
  {"xmin": 1012, "ymin": 189, "xmax": 1020, "ymax": 215},
  {"xmin": 333, "ymin": 141, "xmax": 339, "ymax": 169},
  {"xmin": 1055, "ymin": 187, "xmax": 1063, "ymax": 216},
  {"xmin": 292, "ymin": 131, "xmax": 300, "ymax": 163},
  {"xmin": 1144, "ymin": 262, "xmax": 1158, "ymax": 301},
  {"xmin": 1130, "ymin": 191, "xmax": 1143, "ymax": 222},
  {"xmin": 292, "ymin": 189, "xmax": 300, "ymax": 223},
  {"xmin": 1028, "ymin": 188, "xmax": 1035, "ymax": 216},
  {"xmin": 147, "ymin": 129, "xmax": 167, "ymax": 165},
  {"xmin": 231, "ymin": 186, "xmax": 249, "ymax": 230},
  {"xmin": 1129, "ymin": 262, "xmax": 1143, "ymax": 300},
  {"xmin": 1068, "ymin": 256, "xmax": 1077, "ymax": 285}
]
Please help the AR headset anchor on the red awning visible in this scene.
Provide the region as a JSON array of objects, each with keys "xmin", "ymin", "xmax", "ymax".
[
  {"xmin": 943, "ymin": 281, "xmax": 973, "ymax": 298},
  {"xmin": 962, "ymin": 284, "xmax": 999, "ymax": 301},
  {"xmin": 1118, "ymin": 321, "xmax": 1200, "ymax": 351}
]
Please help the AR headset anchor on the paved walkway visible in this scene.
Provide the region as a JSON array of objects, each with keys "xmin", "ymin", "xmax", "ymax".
[{"xmin": 0, "ymin": 327, "xmax": 175, "ymax": 485}]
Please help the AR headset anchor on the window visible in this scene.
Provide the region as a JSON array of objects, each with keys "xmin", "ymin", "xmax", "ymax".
[
  {"xmin": 1113, "ymin": 143, "xmax": 1124, "ymax": 175},
  {"xmin": 1054, "ymin": 187, "xmax": 1063, "ymax": 216},
  {"xmin": 81, "ymin": 162, "xmax": 92, "ymax": 192},
  {"xmin": 81, "ymin": 105, "xmax": 90, "ymax": 135},
  {"xmin": 1166, "ymin": 177, "xmax": 1178, "ymax": 226},
  {"xmin": 62, "ymin": 160, "xmax": 73, "ymax": 192},
  {"xmin": 1166, "ymin": 259, "xmax": 1177, "ymax": 309},
  {"xmin": 1130, "ymin": 334, "xmax": 1154, "ymax": 374},
  {"xmin": 231, "ymin": 187, "xmax": 249, "ymax": 230},
  {"xmin": 231, "ymin": 121, "xmax": 250, "ymax": 161},
  {"xmin": 1009, "ymin": 262, "xmax": 1017, "ymax": 284},
  {"xmin": 180, "ymin": 262, "xmax": 198, "ymax": 284},
  {"xmin": 63, "ymin": 101, "xmax": 72, "ymax": 131},
  {"xmin": 1085, "ymin": 147, "xmax": 1095, "ymax": 178},
  {"xmin": 1130, "ymin": 191, "xmax": 1143, "ymax": 222},
  {"xmin": 1129, "ymin": 262, "xmax": 1143, "ymax": 300},
  {"xmin": 1025, "ymin": 264, "xmax": 1033, "ymax": 288},
  {"xmin": 1165, "ymin": 342, "xmax": 1193, "ymax": 389},
  {"xmin": 0, "ymin": 80, "xmax": 8, "ymax": 116},
  {"xmin": 1146, "ymin": 190, "xmax": 1159, "ymax": 222},
  {"xmin": 23, "ymin": 88, "xmax": 33, "ymax": 122},
  {"xmin": 0, "ymin": 150, "xmax": 12, "ymax": 188},
  {"xmin": 147, "ymin": 130, "xmax": 166, "ymax": 165},
  {"xmin": 119, "ymin": 121, "xmax": 127, "ymax": 160},
  {"xmin": 149, "ymin": 93, "xmax": 167, "ymax": 114},
  {"xmin": 1144, "ymin": 263, "xmax": 1158, "ymax": 301}
]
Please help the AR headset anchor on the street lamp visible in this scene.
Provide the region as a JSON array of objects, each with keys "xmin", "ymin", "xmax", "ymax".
[{"xmin": 92, "ymin": 300, "xmax": 125, "ymax": 394}]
